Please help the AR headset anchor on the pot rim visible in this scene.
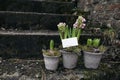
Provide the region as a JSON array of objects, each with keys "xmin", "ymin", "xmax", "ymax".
[
  {"xmin": 84, "ymin": 51, "xmax": 104, "ymax": 55},
  {"xmin": 43, "ymin": 53, "xmax": 61, "ymax": 58},
  {"xmin": 59, "ymin": 50, "xmax": 76, "ymax": 54},
  {"xmin": 60, "ymin": 49, "xmax": 81, "ymax": 56}
]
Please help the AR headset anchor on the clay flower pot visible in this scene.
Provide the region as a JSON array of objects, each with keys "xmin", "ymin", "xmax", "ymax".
[
  {"xmin": 60, "ymin": 50, "xmax": 78, "ymax": 69},
  {"xmin": 83, "ymin": 51, "xmax": 103, "ymax": 69},
  {"xmin": 43, "ymin": 54, "xmax": 61, "ymax": 71}
]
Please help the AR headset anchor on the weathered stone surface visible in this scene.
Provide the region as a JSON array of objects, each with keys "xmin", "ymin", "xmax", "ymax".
[
  {"xmin": 7, "ymin": 0, "xmax": 71, "ymax": 1},
  {"xmin": 0, "ymin": 57, "xmax": 2, "ymax": 63},
  {"xmin": 0, "ymin": 35, "xmax": 60, "ymax": 59},
  {"xmin": 106, "ymin": 3, "xmax": 120, "ymax": 11},
  {"xmin": 0, "ymin": 59, "xmax": 42, "ymax": 80},
  {"xmin": 0, "ymin": 34, "xmax": 102, "ymax": 58},
  {"xmin": 94, "ymin": 4, "xmax": 105, "ymax": 11},
  {"xmin": 0, "ymin": 0, "xmax": 77, "ymax": 32},
  {"xmin": 0, "ymin": 12, "xmax": 77, "ymax": 30},
  {"xmin": 0, "ymin": 58, "xmax": 120, "ymax": 80},
  {"xmin": 114, "ymin": 12, "xmax": 120, "ymax": 20},
  {"xmin": 77, "ymin": 0, "xmax": 120, "ymax": 30},
  {"xmin": 0, "ymin": 0, "xmax": 75, "ymax": 14}
]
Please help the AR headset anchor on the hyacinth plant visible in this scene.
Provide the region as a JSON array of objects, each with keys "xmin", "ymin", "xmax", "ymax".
[
  {"xmin": 83, "ymin": 38, "xmax": 107, "ymax": 53},
  {"xmin": 42, "ymin": 40, "xmax": 61, "ymax": 56},
  {"xmin": 57, "ymin": 16, "xmax": 86, "ymax": 53},
  {"xmin": 57, "ymin": 16, "xmax": 86, "ymax": 41}
]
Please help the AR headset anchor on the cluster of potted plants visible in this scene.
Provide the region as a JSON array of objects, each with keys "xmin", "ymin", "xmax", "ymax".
[{"xmin": 42, "ymin": 16, "xmax": 108, "ymax": 70}]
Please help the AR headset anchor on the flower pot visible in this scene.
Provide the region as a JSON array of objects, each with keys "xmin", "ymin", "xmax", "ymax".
[
  {"xmin": 83, "ymin": 51, "xmax": 103, "ymax": 69},
  {"xmin": 43, "ymin": 54, "xmax": 61, "ymax": 71},
  {"xmin": 60, "ymin": 50, "xmax": 78, "ymax": 69}
]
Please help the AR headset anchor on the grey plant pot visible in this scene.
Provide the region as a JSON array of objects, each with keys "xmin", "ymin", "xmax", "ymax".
[
  {"xmin": 83, "ymin": 51, "xmax": 103, "ymax": 69},
  {"xmin": 43, "ymin": 54, "xmax": 61, "ymax": 71},
  {"xmin": 60, "ymin": 50, "xmax": 78, "ymax": 69}
]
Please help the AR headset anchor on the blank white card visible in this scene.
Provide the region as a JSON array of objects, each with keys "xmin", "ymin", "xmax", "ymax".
[{"xmin": 62, "ymin": 37, "xmax": 78, "ymax": 48}]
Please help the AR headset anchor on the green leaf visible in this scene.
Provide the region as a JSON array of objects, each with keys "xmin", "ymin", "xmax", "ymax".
[
  {"xmin": 77, "ymin": 29, "xmax": 81, "ymax": 41},
  {"xmin": 64, "ymin": 26, "xmax": 68, "ymax": 39},
  {"xmin": 58, "ymin": 31, "xmax": 63, "ymax": 40},
  {"xmin": 67, "ymin": 28, "xmax": 70, "ymax": 38},
  {"xmin": 93, "ymin": 39, "xmax": 100, "ymax": 48},
  {"xmin": 87, "ymin": 39, "xmax": 92, "ymax": 47},
  {"xmin": 50, "ymin": 40, "xmax": 54, "ymax": 50},
  {"xmin": 72, "ymin": 28, "xmax": 76, "ymax": 37}
]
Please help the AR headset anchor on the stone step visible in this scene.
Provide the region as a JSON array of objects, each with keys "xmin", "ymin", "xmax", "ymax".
[
  {"xmin": 0, "ymin": 34, "xmax": 60, "ymax": 58},
  {"xmin": 0, "ymin": 30, "xmax": 102, "ymax": 36},
  {"xmin": 0, "ymin": 59, "xmax": 120, "ymax": 80},
  {"xmin": 0, "ymin": 30, "xmax": 58, "ymax": 36},
  {"xmin": 0, "ymin": 30, "xmax": 60, "ymax": 58},
  {"xmin": 0, "ymin": 11, "xmax": 78, "ymax": 31},
  {"xmin": 0, "ymin": 0, "xmax": 76, "ymax": 14},
  {"xmin": 0, "ymin": 30, "xmax": 102, "ymax": 58},
  {"xmin": 26, "ymin": 0, "xmax": 73, "ymax": 2},
  {"xmin": 6, "ymin": 0, "xmax": 74, "ymax": 2}
]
